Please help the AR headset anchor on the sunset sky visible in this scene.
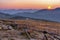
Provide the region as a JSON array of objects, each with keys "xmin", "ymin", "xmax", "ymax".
[{"xmin": 0, "ymin": 0, "xmax": 60, "ymax": 9}]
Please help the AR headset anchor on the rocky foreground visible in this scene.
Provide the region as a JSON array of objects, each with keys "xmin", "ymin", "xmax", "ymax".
[{"xmin": 0, "ymin": 19, "xmax": 60, "ymax": 40}]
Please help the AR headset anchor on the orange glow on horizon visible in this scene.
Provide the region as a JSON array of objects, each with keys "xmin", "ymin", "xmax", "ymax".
[{"xmin": 0, "ymin": 0, "xmax": 60, "ymax": 9}]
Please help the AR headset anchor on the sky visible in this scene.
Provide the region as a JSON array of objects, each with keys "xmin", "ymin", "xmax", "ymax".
[{"xmin": 0, "ymin": 0, "xmax": 60, "ymax": 9}]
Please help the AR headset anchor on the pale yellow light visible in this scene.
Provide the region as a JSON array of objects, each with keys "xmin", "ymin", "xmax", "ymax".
[{"xmin": 48, "ymin": 6, "xmax": 52, "ymax": 9}]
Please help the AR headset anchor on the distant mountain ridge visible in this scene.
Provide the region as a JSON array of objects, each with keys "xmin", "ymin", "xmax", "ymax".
[
  {"xmin": 0, "ymin": 8, "xmax": 60, "ymax": 22},
  {"xmin": 0, "ymin": 12, "xmax": 12, "ymax": 19}
]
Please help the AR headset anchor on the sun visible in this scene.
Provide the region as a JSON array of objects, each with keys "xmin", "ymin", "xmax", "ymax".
[{"xmin": 48, "ymin": 5, "xmax": 52, "ymax": 9}]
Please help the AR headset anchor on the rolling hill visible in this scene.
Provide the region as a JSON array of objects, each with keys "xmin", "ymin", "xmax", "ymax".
[{"xmin": 0, "ymin": 8, "xmax": 60, "ymax": 22}]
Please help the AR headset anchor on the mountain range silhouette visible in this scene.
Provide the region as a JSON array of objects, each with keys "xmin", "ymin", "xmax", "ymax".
[{"xmin": 0, "ymin": 8, "xmax": 60, "ymax": 22}]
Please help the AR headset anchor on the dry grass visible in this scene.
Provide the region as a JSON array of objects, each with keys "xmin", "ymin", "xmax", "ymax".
[{"xmin": 0, "ymin": 19, "xmax": 60, "ymax": 34}]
